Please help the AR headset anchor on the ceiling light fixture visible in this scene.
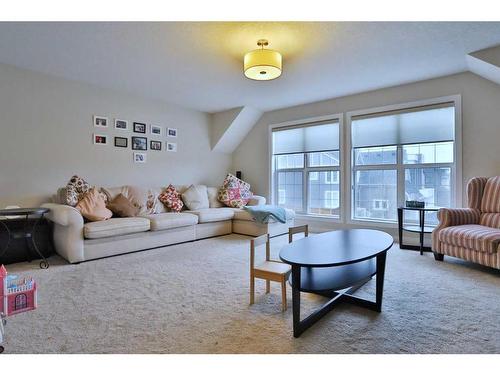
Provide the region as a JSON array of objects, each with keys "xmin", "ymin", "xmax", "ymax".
[{"xmin": 244, "ymin": 39, "xmax": 282, "ymax": 81}]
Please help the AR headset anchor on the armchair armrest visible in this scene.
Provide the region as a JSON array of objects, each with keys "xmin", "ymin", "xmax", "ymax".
[
  {"xmin": 432, "ymin": 208, "xmax": 481, "ymax": 253},
  {"xmin": 41, "ymin": 203, "xmax": 85, "ymax": 263},
  {"xmin": 436, "ymin": 208, "xmax": 480, "ymax": 228},
  {"xmin": 247, "ymin": 195, "xmax": 266, "ymax": 206}
]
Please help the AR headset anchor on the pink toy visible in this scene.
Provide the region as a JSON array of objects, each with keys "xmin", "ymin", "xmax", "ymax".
[
  {"xmin": 0, "ymin": 265, "xmax": 37, "ymax": 316},
  {"xmin": 0, "ymin": 264, "xmax": 38, "ymax": 353}
]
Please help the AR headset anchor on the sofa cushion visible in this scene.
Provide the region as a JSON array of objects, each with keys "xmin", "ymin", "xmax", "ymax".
[
  {"xmin": 76, "ymin": 187, "xmax": 113, "ymax": 222},
  {"xmin": 158, "ymin": 184, "xmax": 184, "ymax": 212},
  {"xmin": 182, "ymin": 185, "xmax": 209, "ymax": 210},
  {"xmin": 143, "ymin": 212, "xmax": 198, "ymax": 231},
  {"xmin": 218, "ymin": 173, "xmax": 253, "ymax": 208},
  {"xmin": 103, "ymin": 185, "xmax": 165, "ymax": 215},
  {"xmin": 187, "ymin": 208, "xmax": 235, "ymax": 223},
  {"xmin": 84, "ymin": 217, "xmax": 150, "ymax": 239},
  {"xmin": 438, "ymin": 224, "xmax": 500, "ymax": 253},
  {"xmin": 107, "ymin": 193, "xmax": 140, "ymax": 217},
  {"xmin": 232, "ymin": 207, "xmax": 295, "ymax": 222},
  {"xmin": 207, "ymin": 187, "xmax": 224, "ymax": 208},
  {"xmin": 65, "ymin": 175, "xmax": 91, "ymax": 206}
]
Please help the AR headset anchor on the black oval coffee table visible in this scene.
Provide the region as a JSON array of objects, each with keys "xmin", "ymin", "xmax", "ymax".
[{"xmin": 279, "ymin": 229, "xmax": 393, "ymax": 337}]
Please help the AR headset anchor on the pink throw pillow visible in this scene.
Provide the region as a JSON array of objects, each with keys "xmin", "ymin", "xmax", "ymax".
[{"xmin": 158, "ymin": 184, "xmax": 184, "ymax": 212}]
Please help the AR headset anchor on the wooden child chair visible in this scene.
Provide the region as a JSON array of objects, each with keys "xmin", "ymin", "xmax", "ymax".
[
  {"xmin": 249, "ymin": 234, "xmax": 291, "ymax": 311},
  {"xmin": 288, "ymin": 224, "xmax": 309, "ymax": 243}
]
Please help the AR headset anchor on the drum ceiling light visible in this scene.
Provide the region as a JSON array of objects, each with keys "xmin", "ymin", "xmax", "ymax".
[{"xmin": 244, "ymin": 39, "xmax": 282, "ymax": 81}]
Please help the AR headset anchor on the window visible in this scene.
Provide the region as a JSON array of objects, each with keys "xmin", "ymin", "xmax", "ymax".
[
  {"xmin": 272, "ymin": 120, "xmax": 340, "ymax": 217},
  {"xmin": 351, "ymin": 103, "xmax": 456, "ymax": 223}
]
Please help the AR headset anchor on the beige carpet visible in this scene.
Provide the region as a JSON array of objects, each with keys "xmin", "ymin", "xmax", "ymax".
[{"xmin": 2, "ymin": 233, "xmax": 500, "ymax": 354}]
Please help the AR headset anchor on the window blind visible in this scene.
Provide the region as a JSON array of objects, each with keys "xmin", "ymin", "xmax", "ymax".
[
  {"xmin": 272, "ymin": 121, "xmax": 340, "ymax": 155},
  {"xmin": 351, "ymin": 104, "xmax": 455, "ymax": 148}
]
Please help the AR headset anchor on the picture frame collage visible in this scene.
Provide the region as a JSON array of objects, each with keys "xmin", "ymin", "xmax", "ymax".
[{"xmin": 92, "ymin": 115, "xmax": 178, "ymax": 163}]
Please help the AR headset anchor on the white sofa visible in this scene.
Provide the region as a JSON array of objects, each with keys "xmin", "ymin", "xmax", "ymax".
[{"xmin": 42, "ymin": 185, "xmax": 295, "ymax": 264}]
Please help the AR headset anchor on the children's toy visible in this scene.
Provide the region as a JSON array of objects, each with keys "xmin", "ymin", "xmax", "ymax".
[{"xmin": 0, "ymin": 264, "xmax": 37, "ymax": 353}]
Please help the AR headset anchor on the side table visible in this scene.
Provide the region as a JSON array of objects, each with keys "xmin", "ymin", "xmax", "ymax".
[
  {"xmin": 397, "ymin": 206, "xmax": 439, "ymax": 255},
  {"xmin": 0, "ymin": 208, "xmax": 50, "ymax": 269}
]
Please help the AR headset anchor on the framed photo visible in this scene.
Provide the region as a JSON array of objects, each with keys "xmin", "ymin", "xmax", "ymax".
[
  {"xmin": 133, "ymin": 152, "xmax": 147, "ymax": 163},
  {"xmin": 93, "ymin": 115, "xmax": 108, "ymax": 128},
  {"xmin": 93, "ymin": 134, "xmax": 107, "ymax": 145},
  {"xmin": 167, "ymin": 128, "xmax": 177, "ymax": 137},
  {"xmin": 114, "ymin": 119, "xmax": 128, "ymax": 130},
  {"xmin": 150, "ymin": 140, "xmax": 162, "ymax": 151},
  {"xmin": 114, "ymin": 136, "xmax": 128, "ymax": 148},
  {"xmin": 132, "ymin": 136, "xmax": 147, "ymax": 150},
  {"xmin": 150, "ymin": 125, "xmax": 162, "ymax": 136},
  {"xmin": 166, "ymin": 142, "xmax": 177, "ymax": 152},
  {"xmin": 133, "ymin": 122, "xmax": 147, "ymax": 134}
]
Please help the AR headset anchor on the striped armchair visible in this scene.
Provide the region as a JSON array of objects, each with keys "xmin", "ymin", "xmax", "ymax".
[{"xmin": 432, "ymin": 176, "xmax": 500, "ymax": 269}]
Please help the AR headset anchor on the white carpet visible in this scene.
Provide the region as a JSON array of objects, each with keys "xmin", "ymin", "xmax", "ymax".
[{"xmin": 2, "ymin": 233, "xmax": 500, "ymax": 354}]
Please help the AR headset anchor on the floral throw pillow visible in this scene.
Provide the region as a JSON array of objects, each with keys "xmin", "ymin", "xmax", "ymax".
[
  {"xmin": 218, "ymin": 174, "xmax": 253, "ymax": 208},
  {"xmin": 65, "ymin": 175, "xmax": 91, "ymax": 206},
  {"xmin": 158, "ymin": 184, "xmax": 184, "ymax": 212}
]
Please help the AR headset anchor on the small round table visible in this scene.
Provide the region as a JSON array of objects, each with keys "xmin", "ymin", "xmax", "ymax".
[
  {"xmin": 397, "ymin": 206, "xmax": 439, "ymax": 255},
  {"xmin": 0, "ymin": 207, "xmax": 50, "ymax": 269},
  {"xmin": 279, "ymin": 229, "xmax": 393, "ymax": 338}
]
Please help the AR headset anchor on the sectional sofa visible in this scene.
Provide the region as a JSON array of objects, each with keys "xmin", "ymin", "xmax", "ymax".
[{"xmin": 42, "ymin": 185, "xmax": 295, "ymax": 264}]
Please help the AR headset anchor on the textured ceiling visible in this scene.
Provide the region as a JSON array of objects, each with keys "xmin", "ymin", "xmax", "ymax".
[{"xmin": 0, "ymin": 22, "xmax": 499, "ymax": 113}]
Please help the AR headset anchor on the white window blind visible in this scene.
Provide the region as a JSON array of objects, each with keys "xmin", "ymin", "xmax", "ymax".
[
  {"xmin": 351, "ymin": 104, "xmax": 455, "ymax": 148},
  {"xmin": 272, "ymin": 122, "xmax": 340, "ymax": 155}
]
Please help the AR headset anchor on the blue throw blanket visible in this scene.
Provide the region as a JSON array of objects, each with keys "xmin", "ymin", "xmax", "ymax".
[{"xmin": 243, "ymin": 205, "xmax": 287, "ymax": 224}]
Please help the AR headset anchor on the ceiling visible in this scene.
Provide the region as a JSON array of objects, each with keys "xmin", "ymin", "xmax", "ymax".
[{"xmin": 0, "ymin": 22, "xmax": 499, "ymax": 113}]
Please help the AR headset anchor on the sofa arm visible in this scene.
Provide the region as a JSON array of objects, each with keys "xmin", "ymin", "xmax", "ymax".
[
  {"xmin": 247, "ymin": 195, "xmax": 266, "ymax": 206},
  {"xmin": 432, "ymin": 208, "xmax": 481, "ymax": 253},
  {"xmin": 41, "ymin": 203, "xmax": 85, "ymax": 263}
]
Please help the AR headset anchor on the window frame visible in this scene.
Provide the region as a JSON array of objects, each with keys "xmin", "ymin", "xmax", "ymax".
[
  {"xmin": 268, "ymin": 114, "xmax": 344, "ymax": 221},
  {"xmin": 346, "ymin": 95, "xmax": 462, "ymax": 227}
]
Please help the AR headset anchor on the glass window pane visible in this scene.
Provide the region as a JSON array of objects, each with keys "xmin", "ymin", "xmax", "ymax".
[
  {"xmin": 275, "ymin": 154, "xmax": 304, "ymax": 169},
  {"xmin": 307, "ymin": 151, "xmax": 340, "ymax": 167},
  {"xmin": 403, "ymin": 141, "xmax": 453, "ymax": 164},
  {"xmin": 277, "ymin": 171, "xmax": 303, "ymax": 212},
  {"xmin": 354, "ymin": 146, "xmax": 397, "ymax": 166},
  {"xmin": 353, "ymin": 170, "xmax": 397, "ymax": 221},
  {"xmin": 308, "ymin": 171, "xmax": 340, "ymax": 217},
  {"xmin": 404, "ymin": 167, "xmax": 451, "ymax": 224}
]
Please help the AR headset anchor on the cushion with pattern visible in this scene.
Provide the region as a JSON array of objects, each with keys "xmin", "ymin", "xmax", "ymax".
[
  {"xmin": 158, "ymin": 184, "xmax": 184, "ymax": 212},
  {"xmin": 218, "ymin": 174, "xmax": 253, "ymax": 208},
  {"xmin": 65, "ymin": 175, "xmax": 91, "ymax": 206}
]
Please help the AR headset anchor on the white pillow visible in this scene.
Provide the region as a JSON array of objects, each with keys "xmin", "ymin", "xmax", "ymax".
[
  {"xmin": 181, "ymin": 185, "xmax": 210, "ymax": 210},
  {"xmin": 207, "ymin": 187, "xmax": 224, "ymax": 208}
]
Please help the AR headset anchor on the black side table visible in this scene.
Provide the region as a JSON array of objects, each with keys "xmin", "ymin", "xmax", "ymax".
[
  {"xmin": 0, "ymin": 208, "xmax": 50, "ymax": 269},
  {"xmin": 397, "ymin": 206, "xmax": 439, "ymax": 255}
]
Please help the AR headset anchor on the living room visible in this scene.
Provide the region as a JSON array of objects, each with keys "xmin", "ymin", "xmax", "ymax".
[{"xmin": 1, "ymin": 1, "xmax": 500, "ymax": 372}]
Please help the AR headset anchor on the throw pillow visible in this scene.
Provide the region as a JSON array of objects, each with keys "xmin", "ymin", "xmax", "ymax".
[
  {"xmin": 65, "ymin": 175, "xmax": 91, "ymax": 206},
  {"xmin": 75, "ymin": 187, "xmax": 113, "ymax": 221},
  {"xmin": 158, "ymin": 184, "xmax": 184, "ymax": 212},
  {"xmin": 107, "ymin": 193, "xmax": 140, "ymax": 217},
  {"xmin": 207, "ymin": 187, "xmax": 224, "ymax": 208},
  {"xmin": 181, "ymin": 184, "xmax": 209, "ymax": 210},
  {"xmin": 125, "ymin": 185, "xmax": 158, "ymax": 215},
  {"xmin": 218, "ymin": 174, "xmax": 253, "ymax": 208}
]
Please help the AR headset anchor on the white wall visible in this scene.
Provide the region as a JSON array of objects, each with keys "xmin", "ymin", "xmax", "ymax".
[
  {"xmin": 0, "ymin": 63, "xmax": 231, "ymax": 207},
  {"xmin": 232, "ymin": 72, "xmax": 500, "ymax": 233}
]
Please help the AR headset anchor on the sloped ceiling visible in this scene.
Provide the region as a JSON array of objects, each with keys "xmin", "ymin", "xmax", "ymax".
[{"xmin": 0, "ymin": 22, "xmax": 500, "ymax": 113}]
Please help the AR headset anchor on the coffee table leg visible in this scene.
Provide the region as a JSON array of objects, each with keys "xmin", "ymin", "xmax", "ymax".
[
  {"xmin": 375, "ymin": 251, "xmax": 387, "ymax": 312},
  {"xmin": 291, "ymin": 265, "xmax": 301, "ymax": 338}
]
